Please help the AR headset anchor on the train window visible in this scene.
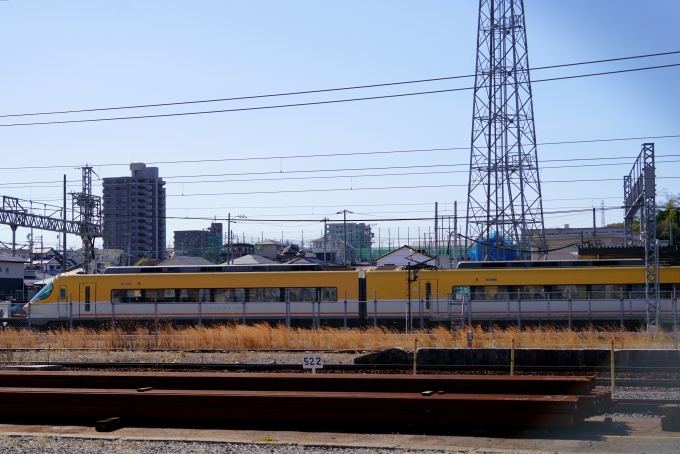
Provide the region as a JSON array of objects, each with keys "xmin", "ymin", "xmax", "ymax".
[
  {"xmin": 84, "ymin": 286, "xmax": 91, "ymax": 311},
  {"xmin": 522, "ymin": 286, "xmax": 546, "ymax": 300},
  {"xmin": 215, "ymin": 288, "xmax": 244, "ymax": 303},
  {"xmin": 319, "ymin": 287, "xmax": 338, "ymax": 302},
  {"xmin": 30, "ymin": 282, "xmax": 53, "ymax": 302},
  {"xmin": 178, "ymin": 289, "xmax": 200, "ymax": 303},
  {"xmin": 198, "ymin": 289, "xmax": 210, "ymax": 303},
  {"xmin": 59, "ymin": 287, "xmax": 66, "ymax": 301},
  {"xmin": 286, "ymin": 288, "xmax": 317, "ymax": 302},
  {"xmin": 452, "ymin": 286, "xmax": 469, "ymax": 300},
  {"xmin": 112, "ymin": 289, "xmax": 141, "ymax": 303},
  {"xmin": 251, "ymin": 288, "xmax": 280, "ymax": 303}
]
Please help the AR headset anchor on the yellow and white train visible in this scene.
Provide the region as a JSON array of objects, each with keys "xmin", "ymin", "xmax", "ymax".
[{"xmin": 25, "ymin": 261, "xmax": 680, "ymax": 326}]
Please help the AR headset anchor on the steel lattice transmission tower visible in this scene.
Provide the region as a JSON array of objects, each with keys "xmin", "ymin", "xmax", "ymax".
[
  {"xmin": 70, "ymin": 165, "xmax": 102, "ymax": 274},
  {"xmin": 465, "ymin": 0, "xmax": 546, "ymax": 260}
]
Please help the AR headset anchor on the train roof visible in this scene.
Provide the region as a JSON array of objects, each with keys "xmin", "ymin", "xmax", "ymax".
[
  {"xmin": 103, "ymin": 263, "xmax": 324, "ymax": 274},
  {"xmin": 456, "ymin": 259, "xmax": 645, "ymax": 269}
]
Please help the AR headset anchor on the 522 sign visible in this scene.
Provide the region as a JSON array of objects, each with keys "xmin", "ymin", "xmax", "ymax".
[{"xmin": 302, "ymin": 354, "xmax": 323, "ymax": 373}]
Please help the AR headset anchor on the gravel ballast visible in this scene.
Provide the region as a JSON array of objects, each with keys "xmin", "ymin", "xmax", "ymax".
[{"xmin": 0, "ymin": 436, "xmax": 456, "ymax": 454}]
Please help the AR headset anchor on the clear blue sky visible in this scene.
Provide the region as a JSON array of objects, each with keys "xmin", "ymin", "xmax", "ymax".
[{"xmin": 0, "ymin": 0, "xmax": 678, "ymax": 252}]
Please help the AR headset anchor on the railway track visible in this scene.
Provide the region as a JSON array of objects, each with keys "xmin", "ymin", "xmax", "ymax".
[
  {"xmin": 0, "ymin": 370, "xmax": 610, "ymax": 430},
  {"xmin": 9, "ymin": 360, "xmax": 680, "ymax": 375}
]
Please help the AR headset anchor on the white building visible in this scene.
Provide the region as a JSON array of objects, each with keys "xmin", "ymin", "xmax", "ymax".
[
  {"xmin": 0, "ymin": 253, "xmax": 27, "ymax": 301},
  {"xmin": 311, "ymin": 235, "xmax": 356, "ymax": 264},
  {"xmin": 374, "ymin": 246, "xmax": 434, "ymax": 267}
]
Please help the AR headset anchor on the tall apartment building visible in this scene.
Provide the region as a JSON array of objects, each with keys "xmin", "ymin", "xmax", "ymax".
[{"xmin": 102, "ymin": 163, "xmax": 167, "ymax": 263}]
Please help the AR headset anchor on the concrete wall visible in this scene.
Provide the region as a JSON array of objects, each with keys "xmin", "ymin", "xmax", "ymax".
[{"xmin": 355, "ymin": 347, "xmax": 680, "ymax": 368}]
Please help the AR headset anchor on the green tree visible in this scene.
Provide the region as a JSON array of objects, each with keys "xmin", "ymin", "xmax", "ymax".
[
  {"xmin": 202, "ymin": 248, "xmax": 216, "ymax": 263},
  {"xmin": 657, "ymin": 197, "xmax": 680, "ymax": 243}
]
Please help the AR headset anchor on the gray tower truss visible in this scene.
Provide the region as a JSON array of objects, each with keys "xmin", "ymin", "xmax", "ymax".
[{"xmin": 465, "ymin": 0, "xmax": 546, "ymax": 260}]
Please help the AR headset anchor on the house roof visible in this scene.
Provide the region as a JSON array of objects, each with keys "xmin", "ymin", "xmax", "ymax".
[
  {"xmin": 231, "ymin": 254, "xmax": 277, "ymax": 265},
  {"xmin": 374, "ymin": 245, "xmax": 434, "ymax": 262},
  {"xmin": 0, "ymin": 253, "xmax": 28, "ymax": 263},
  {"xmin": 310, "ymin": 235, "xmax": 357, "ymax": 251},
  {"xmin": 158, "ymin": 256, "xmax": 214, "ymax": 266},
  {"xmin": 256, "ymin": 239, "xmax": 284, "ymax": 246},
  {"xmin": 285, "ymin": 256, "xmax": 324, "ymax": 265}
]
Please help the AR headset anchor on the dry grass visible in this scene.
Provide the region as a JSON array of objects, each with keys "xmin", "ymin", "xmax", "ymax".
[{"xmin": 0, "ymin": 323, "xmax": 677, "ymax": 351}]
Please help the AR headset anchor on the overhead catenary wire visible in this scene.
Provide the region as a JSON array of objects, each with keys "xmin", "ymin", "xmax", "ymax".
[
  {"xmin": 0, "ymin": 62, "xmax": 679, "ymax": 127},
  {"xmin": 0, "ymin": 136, "xmax": 679, "ymax": 172},
  {"xmin": 2, "ymin": 156, "xmax": 679, "ymax": 191},
  {"xmin": 2, "ymin": 49, "xmax": 679, "ymax": 118}
]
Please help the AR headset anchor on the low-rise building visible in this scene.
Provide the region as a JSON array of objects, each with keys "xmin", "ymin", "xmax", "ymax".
[
  {"xmin": 310, "ymin": 235, "xmax": 356, "ymax": 264},
  {"xmin": 255, "ymin": 240, "xmax": 285, "ymax": 261},
  {"xmin": 0, "ymin": 253, "xmax": 27, "ymax": 301},
  {"xmin": 374, "ymin": 246, "xmax": 434, "ymax": 267},
  {"xmin": 531, "ymin": 226, "xmax": 631, "ymax": 260},
  {"xmin": 174, "ymin": 222, "xmax": 223, "ymax": 262}
]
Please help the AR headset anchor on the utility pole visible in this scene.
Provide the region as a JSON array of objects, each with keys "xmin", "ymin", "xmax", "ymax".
[
  {"xmin": 323, "ymin": 217, "xmax": 327, "ymax": 265},
  {"xmin": 336, "ymin": 210, "xmax": 352, "ymax": 264},
  {"xmin": 227, "ymin": 213, "xmax": 231, "ymax": 264},
  {"xmin": 453, "ymin": 201, "xmax": 458, "ymax": 267},
  {"xmin": 63, "ymin": 175, "xmax": 67, "ymax": 271},
  {"xmin": 593, "ymin": 207, "xmax": 598, "ymax": 246},
  {"xmin": 434, "ymin": 202, "xmax": 439, "ymax": 268}
]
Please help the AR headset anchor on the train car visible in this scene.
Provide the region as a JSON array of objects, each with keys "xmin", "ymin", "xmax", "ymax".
[{"xmin": 25, "ymin": 263, "xmax": 680, "ymax": 326}]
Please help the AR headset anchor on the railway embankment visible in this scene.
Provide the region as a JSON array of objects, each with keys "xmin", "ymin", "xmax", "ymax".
[{"xmin": 355, "ymin": 347, "xmax": 680, "ymax": 369}]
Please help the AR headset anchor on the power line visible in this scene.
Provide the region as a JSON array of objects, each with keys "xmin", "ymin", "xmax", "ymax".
[
  {"xmin": 0, "ymin": 62, "xmax": 678, "ymax": 127},
  {"xmin": 1, "ymin": 135, "xmax": 680, "ymax": 172},
  {"xmin": 86, "ymin": 176, "xmax": 679, "ymax": 201},
  {"xmin": 4, "ymin": 157, "xmax": 678, "ymax": 191},
  {"xmin": 14, "ymin": 173, "xmax": 678, "ymax": 203},
  {"xmin": 2, "ymin": 50, "xmax": 678, "ymax": 119}
]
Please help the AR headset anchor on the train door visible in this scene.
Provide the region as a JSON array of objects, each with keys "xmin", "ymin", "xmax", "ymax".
[
  {"xmin": 57, "ymin": 285, "xmax": 68, "ymax": 318},
  {"xmin": 420, "ymin": 280, "xmax": 438, "ymax": 315},
  {"xmin": 79, "ymin": 283, "xmax": 96, "ymax": 315}
]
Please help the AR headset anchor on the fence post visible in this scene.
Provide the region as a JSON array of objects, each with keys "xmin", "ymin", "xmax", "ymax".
[
  {"xmin": 674, "ymin": 288, "xmax": 678, "ymax": 350},
  {"xmin": 467, "ymin": 298, "xmax": 472, "ymax": 327},
  {"xmin": 419, "ymin": 298, "xmax": 425, "ymax": 330},
  {"xmin": 285, "ymin": 291, "xmax": 290, "ymax": 329},
  {"xmin": 310, "ymin": 299, "xmax": 315, "ymax": 329},
  {"xmin": 629, "ymin": 292, "xmax": 633, "ymax": 315},
  {"xmin": 343, "ymin": 290, "xmax": 347, "ymax": 329},
  {"xmin": 619, "ymin": 288, "xmax": 624, "ymax": 329},
  {"xmin": 547, "ymin": 292, "xmax": 550, "ymax": 317},
  {"xmin": 568, "ymin": 287, "xmax": 572, "ymax": 330},
  {"xmin": 373, "ymin": 290, "xmax": 377, "ymax": 328},
  {"xmin": 317, "ymin": 291, "xmax": 322, "ymax": 329},
  {"xmin": 611, "ymin": 339, "xmax": 615, "ymax": 393},
  {"xmin": 110, "ymin": 291, "xmax": 115, "ymax": 330},
  {"xmin": 154, "ymin": 292, "xmax": 158, "ymax": 344},
  {"xmin": 510, "ymin": 338, "xmax": 515, "ymax": 376},
  {"xmin": 588, "ymin": 292, "xmax": 592, "ymax": 330},
  {"xmin": 69, "ymin": 295, "xmax": 73, "ymax": 330},
  {"xmin": 242, "ymin": 290, "xmax": 246, "ymax": 325},
  {"xmin": 461, "ymin": 294, "xmax": 466, "ymax": 330},
  {"xmin": 27, "ymin": 298, "xmax": 31, "ymax": 331},
  {"xmin": 517, "ymin": 289, "xmax": 522, "ymax": 331},
  {"xmin": 198, "ymin": 297, "xmax": 202, "ymax": 328}
]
